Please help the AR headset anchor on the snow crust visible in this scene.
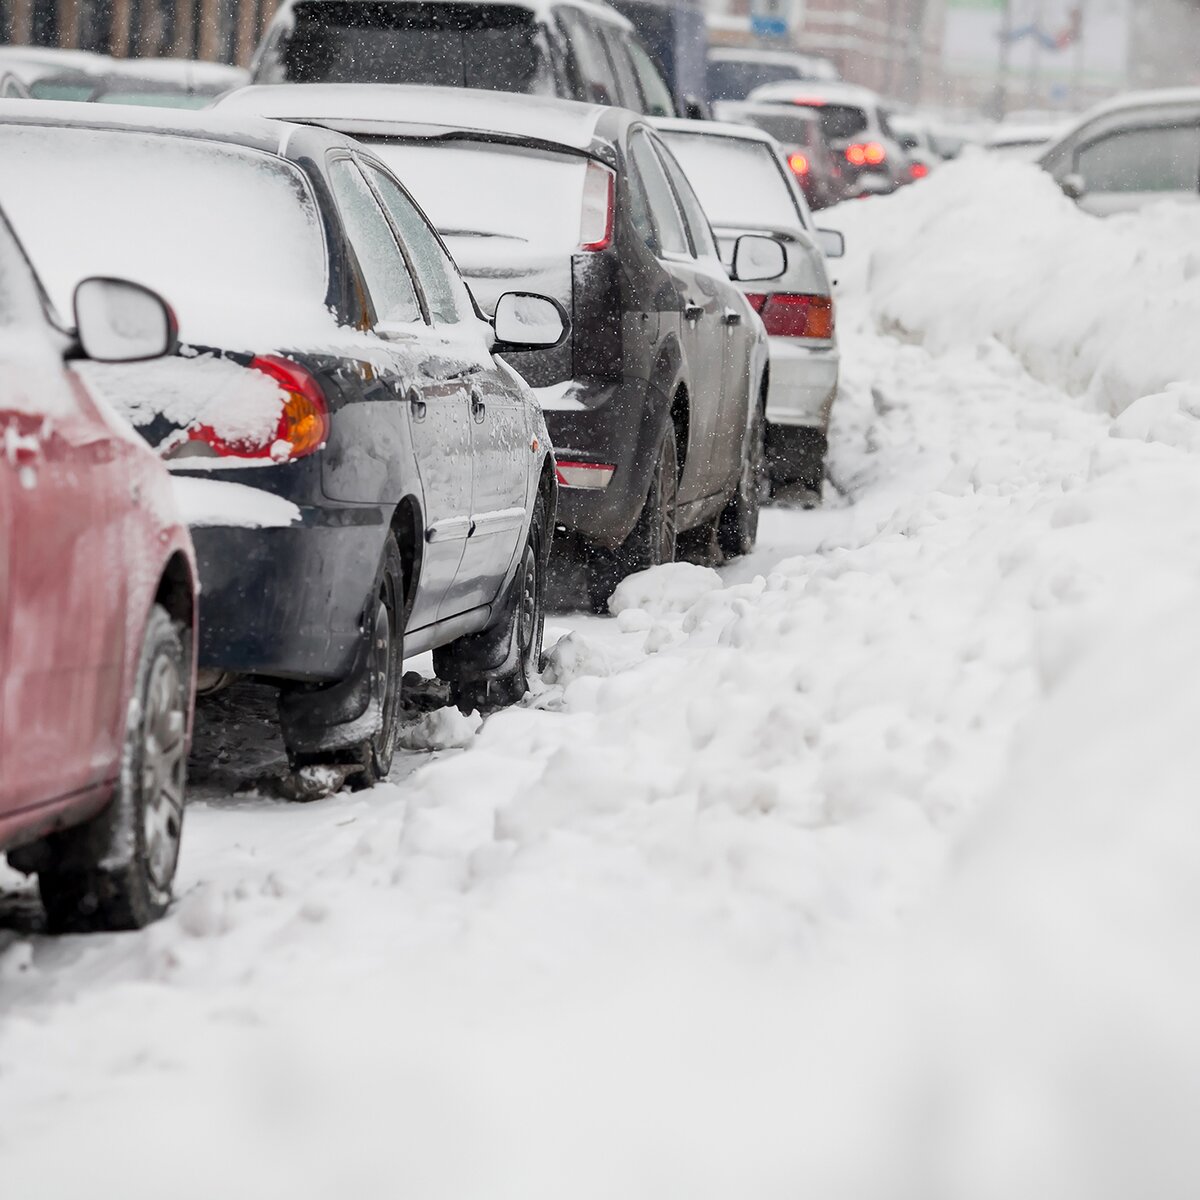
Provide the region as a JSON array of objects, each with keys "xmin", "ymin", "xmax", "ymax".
[
  {"xmin": 171, "ymin": 477, "xmax": 301, "ymax": 529},
  {"xmin": 5, "ymin": 158, "xmax": 1200, "ymax": 1198}
]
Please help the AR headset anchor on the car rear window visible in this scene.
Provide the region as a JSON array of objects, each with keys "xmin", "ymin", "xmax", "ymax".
[
  {"xmin": 270, "ymin": 0, "xmax": 554, "ymax": 94},
  {"xmin": 363, "ymin": 137, "xmax": 587, "ymax": 260},
  {"xmin": 657, "ymin": 131, "xmax": 803, "ymax": 232},
  {"xmin": 0, "ymin": 125, "xmax": 330, "ymax": 349},
  {"xmin": 738, "ymin": 110, "xmax": 820, "ymax": 147},
  {"xmin": 815, "ymin": 104, "xmax": 868, "ymax": 142},
  {"xmin": 707, "ymin": 59, "xmax": 806, "ymax": 103}
]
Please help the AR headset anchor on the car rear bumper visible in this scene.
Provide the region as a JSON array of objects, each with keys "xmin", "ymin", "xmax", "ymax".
[
  {"xmin": 765, "ymin": 337, "xmax": 839, "ymax": 431},
  {"xmin": 190, "ymin": 507, "xmax": 388, "ymax": 682},
  {"xmin": 536, "ymin": 376, "xmax": 666, "ymax": 551}
]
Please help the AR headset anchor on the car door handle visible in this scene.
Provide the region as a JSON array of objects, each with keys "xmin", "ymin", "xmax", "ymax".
[
  {"xmin": 406, "ymin": 386, "xmax": 427, "ymax": 421},
  {"xmin": 470, "ymin": 387, "xmax": 486, "ymax": 423},
  {"xmin": 684, "ymin": 303, "xmax": 704, "ymax": 322},
  {"xmin": 723, "ymin": 309, "xmax": 743, "ymax": 326}
]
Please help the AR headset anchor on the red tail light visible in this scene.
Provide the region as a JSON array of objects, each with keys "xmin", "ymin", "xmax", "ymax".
[
  {"xmin": 788, "ymin": 152, "xmax": 810, "ymax": 176},
  {"xmin": 180, "ymin": 355, "xmax": 329, "ymax": 462},
  {"xmin": 847, "ymin": 142, "xmax": 886, "ymax": 167},
  {"xmin": 555, "ymin": 460, "xmax": 615, "ymax": 489},
  {"xmin": 754, "ymin": 294, "xmax": 834, "ymax": 340},
  {"xmin": 910, "ymin": 161, "xmax": 930, "ymax": 180},
  {"xmin": 579, "ymin": 161, "xmax": 615, "ymax": 252}
]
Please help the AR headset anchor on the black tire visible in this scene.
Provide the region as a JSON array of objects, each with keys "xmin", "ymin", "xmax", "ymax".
[
  {"xmin": 718, "ymin": 400, "xmax": 766, "ymax": 559},
  {"xmin": 585, "ymin": 425, "xmax": 678, "ymax": 613},
  {"xmin": 40, "ymin": 604, "xmax": 189, "ymax": 932},
  {"xmin": 451, "ymin": 498, "xmax": 547, "ymax": 712},
  {"xmin": 351, "ymin": 535, "xmax": 405, "ymax": 787}
]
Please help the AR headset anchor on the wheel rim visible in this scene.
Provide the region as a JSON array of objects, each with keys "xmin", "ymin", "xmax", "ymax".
[
  {"xmin": 141, "ymin": 653, "xmax": 187, "ymax": 894},
  {"xmin": 656, "ymin": 438, "xmax": 678, "ymax": 564},
  {"xmin": 371, "ymin": 589, "xmax": 400, "ymax": 774}
]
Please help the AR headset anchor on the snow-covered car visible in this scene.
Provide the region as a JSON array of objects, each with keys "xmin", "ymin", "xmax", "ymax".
[
  {"xmin": 655, "ymin": 118, "xmax": 842, "ymax": 493},
  {"xmin": 724, "ymin": 102, "xmax": 847, "ymax": 210},
  {"xmin": 747, "ymin": 80, "xmax": 912, "ymax": 196},
  {"xmin": 0, "ymin": 99, "xmax": 561, "ymax": 772},
  {"xmin": 249, "ymin": 0, "xmax": 677, "ymax": 116},
  {"xmin": 1039, "ymin": 88, "xmax": 1200, "ymax": 216},
  {"xmin": 985, "ymin": 120, "xmax": 1068, "ymax": 162},
  {"xmin": 0, "ymin": 202, "xmax": 198, "ymax": 932},
  {"xmin": 218, "ymin": 84, "xmax": 773, "ymax": 609}
]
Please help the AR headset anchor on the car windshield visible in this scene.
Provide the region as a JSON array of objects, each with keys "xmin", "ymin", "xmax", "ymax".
[
  {"xmin": 0, "ymin": 125, "xmax": 331, "ymax": 348},
  {"xmin": 364, "ymin": 136, "xmax": 586, "ymax": 261},
  {"xmin": 658, "ymin": 131, "xmax": 803, "ymax": 231},
  {"xmin": 269, "ymin": 0, "xmax": 554, "ymax": 93},
  {"xmin": 707, "ymin": 58, "xmax": 809, "ymax": 102}
]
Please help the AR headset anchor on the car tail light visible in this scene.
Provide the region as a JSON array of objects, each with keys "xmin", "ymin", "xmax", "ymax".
[
  {"xmin": 579, "ymin": 161, "xmax": 615, "ymax": 252},
  {"xmin": 755, "ymin": 294, "xmax": 834, "ymax": 340},
  {"xmin": 788, "ymin": 152, "xmax": 810, "ymax": 176},
  {"xmin": 910, "ymin": 161, "xmax": 930, "ymax": 180},
  {"xmin": 846, "ymin": 142, "xmax": 886, "ymax": 167},
  {"xmin": 555, "ymin": 460, "xmax": 615, "ymax": 489},
  {"xmin": 178, "ymin": 355, "xmax": 329, "ymax": 462},
  {"xmin": 744, "ymin": 294, "xmax": 768, "ymax": 314}
]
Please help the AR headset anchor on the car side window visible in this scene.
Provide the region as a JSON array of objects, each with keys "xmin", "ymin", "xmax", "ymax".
[
  {"xmin": 557, "ymin": 10, "xmax": 619, "ymax": 105},
  {"xmin": 328, "ymin": 158, "xmax": 422, "ymax": 325},
  {"xmin": 360, "ymin": 161, "xmax": 471, "ymax": 325},
  {"xmin": 597, "ymin": 26, "xmax": 642, "ymax": 111},
  {"xmin": 627, "ymin": 37, "xmax": 675, "ymax": 118},
  {"xmin": 652, "ymin": 137, "xmax": 720, "ymax": 261},
  {"xmin": 1075, "ymin": 124, "xmax": 1200, "ymax": 193},
  {"xmin": 629, "ymin": 130, "xmax": 690, "ymax": 258}
]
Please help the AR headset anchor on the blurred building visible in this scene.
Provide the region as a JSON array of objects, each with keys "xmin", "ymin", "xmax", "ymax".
[{"xmin": 1129, "ymin": 0, "xmax": 1200, "ymax": 88}]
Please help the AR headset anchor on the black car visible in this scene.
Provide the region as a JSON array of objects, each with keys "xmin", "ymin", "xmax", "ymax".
[
  {"xmin": 0, "ymin": 100, "xmax": 562, "ymax": 778},
  {"xmin": 250, "ymin": 0, "xmax": 678, "ymax": 117},
  {"xmin": 219, "ymin": 85, "xmax": 779, "ymax": 610}
]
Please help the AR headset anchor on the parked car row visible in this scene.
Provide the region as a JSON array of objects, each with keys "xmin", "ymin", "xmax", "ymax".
[{"xmin": 0, "ymin": 32, "xmax": 848, "ymax": 929}]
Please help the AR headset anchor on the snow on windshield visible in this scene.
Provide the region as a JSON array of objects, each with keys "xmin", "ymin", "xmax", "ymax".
[
  {"xmin": 0, "ymin": 125, "xmax": 334, "ymax": 350},
  {"xmin": 660, "ymin": 133, "xmax": 803, "ymax": 233},
  {"xmin": 368, "ymin": 139, "xmax": 585, "ymax": 263}
]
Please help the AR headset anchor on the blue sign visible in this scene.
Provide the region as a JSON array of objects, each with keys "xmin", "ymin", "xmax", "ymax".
[{"xmin": 751, "ymin": 14, "xmax": 788, "ymax": 37}]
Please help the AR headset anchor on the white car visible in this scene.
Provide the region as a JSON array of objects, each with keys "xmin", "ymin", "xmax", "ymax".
[
  {"xmin": 1039, "ymin": 88, "xmax": 1200, "ymax": 216},
  {"xmin": 654, "ymin": 118, "xmax": 843, "ymax": 493}
]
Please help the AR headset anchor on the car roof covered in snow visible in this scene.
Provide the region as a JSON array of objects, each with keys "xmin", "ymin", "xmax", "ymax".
[
  {"xmin": 0, "ymin": 96, "xmax": 352, "ymax": 160},
  {"xmin": 264, "ymin": 0, "xmax": 632, "ymax": 29},
  {"xmin": 217, "ymin": 84, "xmax": 615, "ymax": 157},
  {"xmin": 747, "ymin": 80, "xmax": 882, "ymax": 110},
  {"xmin": 1038, "ymin": 87, "xmax": 1200, "ymax": 163}
]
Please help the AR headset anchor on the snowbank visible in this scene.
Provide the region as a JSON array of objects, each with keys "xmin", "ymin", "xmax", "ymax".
[{"xmin": 826, "ymin": 156, "xmax": 1200, "ymax": 416}]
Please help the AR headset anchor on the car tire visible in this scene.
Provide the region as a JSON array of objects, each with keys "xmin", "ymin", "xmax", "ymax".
[
  {"xmin": 451, "ymin": 497, "xmax": 547, "ymax": 712},
  {"xmin": 39, "ymin": 604, "xmax": 189, "ymax": 932},
  {"xmin": 585, "ymin": 425, "xmax": 678, "ymax": 613},
  {"xmin": 351, "ymin": 535, "xmax": 405, "ymax": 788},
  {"xmin": 718, "ymin": 400, "xmax": 766, "ymax": 559}
]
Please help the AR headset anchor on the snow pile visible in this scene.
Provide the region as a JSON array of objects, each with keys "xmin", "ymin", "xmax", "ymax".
[{"xmin": 826, "ymin": 155, "xmax": 1200, "ymax": 416}]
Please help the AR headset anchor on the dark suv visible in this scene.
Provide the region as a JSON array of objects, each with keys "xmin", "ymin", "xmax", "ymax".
[
  {"xmin": 220, "ymin": 85, "xmax": 778, "ymax": 610},
  {"xmin": 250, "ymin": 0, "xmax": 677, "ymax": 116}
]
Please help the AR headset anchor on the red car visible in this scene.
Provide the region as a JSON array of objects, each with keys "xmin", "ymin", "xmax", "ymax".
[{"xmin": 0, "ymin": 205, "xmax": 197, "ymax": 932}]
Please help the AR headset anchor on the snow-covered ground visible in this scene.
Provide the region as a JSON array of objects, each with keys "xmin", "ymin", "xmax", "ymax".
[{"xmin": 4, "ymin": 157, "xmax": 1200, "ymax": 1197}]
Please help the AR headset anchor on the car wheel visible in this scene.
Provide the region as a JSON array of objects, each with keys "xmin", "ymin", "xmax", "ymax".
[
  {"xmin": 451, "ymin": 498, "xmax": 547, "ymax": 712},
  {"xmin": 718, "ymin": 400, "xmax": 766, "ymax": 559},
  {"xmin": 353, "ymin": 536, "xmax": 405, "ymax": 787},
  {"xmin": 39, "ymin": 604, "xmax": 189, "ymax": 932},
  {"xmin": 585, "ymin": 425, "xmax": 678, "ymax": 613}
]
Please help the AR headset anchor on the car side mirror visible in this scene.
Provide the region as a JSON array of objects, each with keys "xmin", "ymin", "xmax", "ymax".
[
  {"xmin": 816, "ymin": 228, "xmax": 845, "ymax": 259},
  {"xmin": 730, "ymin": 234, "xmax": 787, "ymax": 282},
  {"xmin": 1061, "ymin": 172, "xmax": 1087, "ymax": 202},
  {"xmin": 73, "ymin": 277, "xmax": 177, "ymax": 362},
  {"xmin": 492, "ymin": 291, "xmax": 569, "ymax": 351}
]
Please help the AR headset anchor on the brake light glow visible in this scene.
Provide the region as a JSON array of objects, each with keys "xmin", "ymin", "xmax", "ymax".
[
  {"xmin": 846, "ymin": 142, "xmax": 886, "ymax": 167},
  {"xmin": 755, "ymin": 294, "xmax": 834, "ymax": 340},
  {"xmin": 579, "ymin": 161, "xmax": 616, "ymax": 252},
  {"xmin": 910, "ymin": 161, "xmax": 930, "ymax": 180},
  {"xmin": 788, "ymin": 152, "xmax": 810, "ymax": 176},
  {"xmin": 555, "ymin": 460, "xmax": 615, "ymax": 489},
  {"xmin": 177, "ymin": 355, "xmax": 329, "ymax": 462}
]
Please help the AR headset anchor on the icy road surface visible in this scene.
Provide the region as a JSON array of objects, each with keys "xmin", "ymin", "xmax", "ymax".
[{"xmin": 5, "ymin": 158, "xmax": 1200, "ymax": 1199}]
